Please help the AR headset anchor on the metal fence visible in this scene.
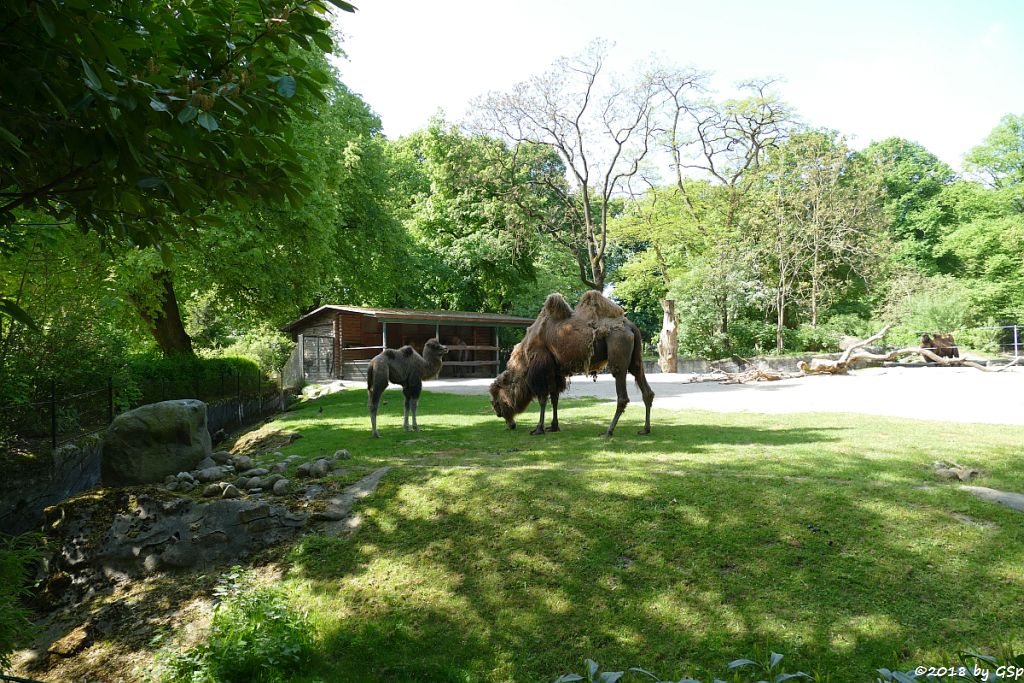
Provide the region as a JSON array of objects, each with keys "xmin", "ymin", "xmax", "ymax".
[
  {"xmin": 984, "ymin": 324, "xmax": 1021, "ymax": 358},
  {"xmin": 0, "ymin": 370, "xmax": 286, "ymax": 452}
]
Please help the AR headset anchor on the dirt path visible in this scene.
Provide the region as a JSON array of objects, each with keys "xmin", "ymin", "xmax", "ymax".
[{"xmin": 418, "ymin": 366, "xmax": 1024, "ymax": 426}]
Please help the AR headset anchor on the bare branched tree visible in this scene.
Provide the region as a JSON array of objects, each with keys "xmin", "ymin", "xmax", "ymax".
[{"xmin": 475, "ymin": 40, "xmax": 666, "ymax": 290}]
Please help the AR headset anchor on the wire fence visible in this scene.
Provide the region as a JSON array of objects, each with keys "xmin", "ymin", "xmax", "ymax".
[
  {"xmin": 915, "ymin": 324, "xmax": 1021, "ymax": 358},
  {"xmin": 0, "ymin": 369, "xmax": 285, "ymax": 451}
]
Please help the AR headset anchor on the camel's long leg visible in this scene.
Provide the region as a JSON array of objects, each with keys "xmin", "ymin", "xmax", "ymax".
[
  {"xmin": 531, "ymin": 395, "xmax": 547, "ymax": 435},
  {"xmin": 370, "ymin": 408, "xmax": 380, "ymax": 438},
  {"xmin": 402, "ymin": 395, "xmax": 411, "ymax": 431},
  {"xmin": 632, "ymin": 369, "xmax": 654, "ymax": 435},
  {"xmin": 411, "ymin": 397, "xmax": 420, "ymax": 431},
  {"xmin": 548, "ymin": 393, "xmax": 560, "ymax": 432},
  {"xmin": 601, "ymin": 371, "xmax": 630, "ymax": 437}
]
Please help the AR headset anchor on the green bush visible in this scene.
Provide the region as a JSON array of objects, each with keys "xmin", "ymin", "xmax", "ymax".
[
  {"xmin": 727, "ymin": 319, "xmax": 777, "ymax": 357},
  {"xmin": 125, "ymin": 354, "xmax": 269, "ymax": 406},
  {"xmin": 0, "ymin": 534, "xmax": 41, "ymax": 673},
  {"xmin": 149, "ymin": 567, "xmax": 314, "ymax": 683},
  {"xmin": 885, "ymin": 274, "xmax": 977, "ymax": 347},
  {"xmin": 206, "ymin": 324, "xmax": 294, "ymax": 375}
]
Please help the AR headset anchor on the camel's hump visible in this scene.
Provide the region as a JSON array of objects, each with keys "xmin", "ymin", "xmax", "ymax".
[
  {"xmin": 400, "ymin": 346, "xmax": 414, "ymax": 357},
  {"xmin": 576, "ymin": 290, "xmax": 624, "ymax": 320},
  {"xmin": 541, "ymin": 293, "xmax": 573, "ymax": 321},
  {"xmin": 384, "ymin": 349, "xmax": 397, "ymax": 359}
]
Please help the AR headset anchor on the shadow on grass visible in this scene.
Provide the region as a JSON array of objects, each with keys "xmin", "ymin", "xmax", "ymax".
[{"xmin": 279, "ymin": 412, "xmax": 1024, "ymax": 681}]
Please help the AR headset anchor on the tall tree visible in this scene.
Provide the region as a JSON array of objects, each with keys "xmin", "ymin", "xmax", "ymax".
[
  {"xmin": 750, "ymin": 130, "xmax": 885, "ymax": 350},
  {"xmin": 0, "ymin": 0, "xmax": 352, "ymax": 350},
  {"xmin": 388, "ymin": 119, "xmax": 552, "ymax": 312},
  {"xmin": 474, "ymin": 40, "xmax": 663, "ymax": 290},
  {"xmin": 861, "ymin": 137, "xmax": 956, "ymax": 270},
  {"xmin": 964, "ymin": 113, "xmax": 1024, "ymax": 190},
  {"xmin": 660, "ymin": 79, "xmax": 793, "ymax": 346}
]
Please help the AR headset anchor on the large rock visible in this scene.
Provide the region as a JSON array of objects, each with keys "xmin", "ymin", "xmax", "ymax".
[{"xmin": 101, "ymin": 400, "xmax": 212, "ymax": 485}]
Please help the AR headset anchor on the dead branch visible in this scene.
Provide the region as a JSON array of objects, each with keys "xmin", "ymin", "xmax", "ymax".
[
  {"xmin": 801, "ymin": 323, "xmax": 1021, "ymax": 375},
  {"xmin": 688, "ymin": 366, "xmax": 803, "ymax": 384},
  {"xmin": 689, "ymin": 323, "xmax": 1020, "ymax": 384}
]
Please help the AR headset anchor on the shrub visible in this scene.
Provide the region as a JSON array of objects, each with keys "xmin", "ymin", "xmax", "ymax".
[
  {"xmin": 149, "ymin": 567, "xmax": 314, "ymax": 683},
  {"xmin": 207, "ymin": 324, "xmax": 294, "ymax": 375},
  {"xmin": 727, "ymin": 319, "xmax": 777, "ymax": 357},
  {"xmin": 126, "ymin": 353, "xmax": 268, "ymax": 406},
  {"xmin": 0, "ymin": 534, "xmax": 41, "ymax": 673}
]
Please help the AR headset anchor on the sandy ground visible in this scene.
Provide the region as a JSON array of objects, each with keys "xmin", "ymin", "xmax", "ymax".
[{"xmin": 414, "ymin": 366, "xmax": 1024, "ymax": 426}]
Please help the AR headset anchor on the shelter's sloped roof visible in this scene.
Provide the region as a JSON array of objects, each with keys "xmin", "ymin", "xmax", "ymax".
[{"xmin": 284, "ymin": 305, "xmax": 534, "ymax": 332}]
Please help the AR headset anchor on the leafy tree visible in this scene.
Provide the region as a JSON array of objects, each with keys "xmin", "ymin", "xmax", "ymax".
[
  {"xmin": 389, "ymin": 119, "xmax": 557, "ymax": 312},
  {"xmin": 964, "ymin": 113, "xmax": 1024, "ymax": 190},
  {"xmin": 173, "ymin": 81, "xmax": 409, "ymax": 337},
  {"xmin": 860, "ymin": 138, "xmax": 955, "ymax": 269},
  {"xmin": 748, "ymin": 130, "xmax": 885, "ymax": 350},
  {"xmin": 0, "ymin": 0, "xmax": 352, "ymax": 342}
]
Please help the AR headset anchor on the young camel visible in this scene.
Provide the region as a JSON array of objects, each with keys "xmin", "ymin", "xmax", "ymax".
[{"xmin": 367, "ymin": 338, "xmax": 448, "ymax": 438}]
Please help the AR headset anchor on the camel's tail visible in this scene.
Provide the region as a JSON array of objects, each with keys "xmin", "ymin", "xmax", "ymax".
[{"xmin": 366, "ymin": 363, "xmax": 376, "ymax": 409}]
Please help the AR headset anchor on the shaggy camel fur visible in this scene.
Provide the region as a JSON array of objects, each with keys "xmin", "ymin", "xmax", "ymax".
[
  {"xmin": 367, "ymin": 338, "xmax": 447, "ymax": 438},
  {"xmin": 490, "ymin": 291, "xmax": 654, "ymax": 437}
]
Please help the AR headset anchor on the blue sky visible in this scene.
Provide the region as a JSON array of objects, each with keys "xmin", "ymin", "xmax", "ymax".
[{"xmin": 333, "ymin": 0, "xmax": 1023, "ymax": 170}]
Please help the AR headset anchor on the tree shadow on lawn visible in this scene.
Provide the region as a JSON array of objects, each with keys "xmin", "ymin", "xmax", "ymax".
[
  {"xmin": 277, "ymin": 389, "xmax": 844, "ymax": 460},
  {"xmin": 287, "ymin": 455, "xmax": 1024, "ymax": 683},
  {"xmin": 279, "ymin": 388, "xmax": 1024, "ymax": 492}
]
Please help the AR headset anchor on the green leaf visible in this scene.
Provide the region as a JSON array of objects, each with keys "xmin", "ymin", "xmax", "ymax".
[
  {"xmin": 0, "ymin": 298, "xmax": 39, "ymax": 332},
  {"xmin": 81, "ymin": 58, "xmax": 103, "ymax": 91},
  {"xmin": 0, "ymin": 125, "xmax": 22, "ymax": 149},
  {"xmin": 727, "ymin": 659, "xmax": 757, "ymax": 670},
  {"xmin": 197, "ymin": 112, "xmax": 219, "ymax": 132},
  {"xmin": 769, "ymin": 652, "xmax": 783, "ymax": 669},
  {"xmin": 149, "ymin": 99, "xmax": 169, "ymax": 113},
  {"xmin": 178, "ymin": 105, "xmax": 199, "ymax": 123},
  {"xmin": 35, "ymin": 3, "xmax": 56, "ymax": 37},
  {"xmin": 553, "ymin": 676, "xmax": 583, "ymax": 683},
  {"xmin": 325, "ymin": 0, "xmax": 357, "ymax": 12},
  {"xmin": 597, "ymin": 673, "xmax": 623, "ymax": 683},
  {"xmin": 276, "ymin": 74, "xmax": 297, "ymax": 98},
  {"xmin": 587, "ymin": 660, "xmax": 599, "ymax": 678},
  {"xmin": 311, "ymin": 32, "xmax": 333, "ymax": 52}
]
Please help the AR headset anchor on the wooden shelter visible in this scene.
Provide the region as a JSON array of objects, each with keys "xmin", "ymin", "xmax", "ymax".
[{"xmin": 283, "ymin": 305, "xmax": 534, "ymax": 382}]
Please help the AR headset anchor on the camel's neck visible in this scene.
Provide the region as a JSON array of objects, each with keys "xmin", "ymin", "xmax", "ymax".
[{"xmin": 420, "ymin": 349, "xmax": 444, "ymax": 380}]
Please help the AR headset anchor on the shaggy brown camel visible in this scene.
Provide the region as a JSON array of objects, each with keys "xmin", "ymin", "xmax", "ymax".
[
  {"xmin": 367, "ymin": 338, "xmax": 447, "ymax": 438},
  {"xmin": 489, "ymin": 291, "xmax": 654, "ymax": 437}
]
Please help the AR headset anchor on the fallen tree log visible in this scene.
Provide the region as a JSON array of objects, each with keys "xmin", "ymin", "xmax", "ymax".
[
  {"xmin": 689, "ymin": 324, "xmax": 1020, "ymax": 384},
  {"xmin": 688, "ymin": 366, "xmax": 803, "ymax": 384},
  {"xmin": 800, "ymin": 324, "xmax": 1020, "ymax": 375}
]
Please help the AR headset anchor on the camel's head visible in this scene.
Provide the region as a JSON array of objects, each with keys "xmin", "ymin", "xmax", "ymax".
[
  {"xmin": 489, "ymin": 373, "xmax": 517, "ymax": 430},
  {"xmin": 424, "ymin": 338, "xmax": 448, "ymax": 357}
]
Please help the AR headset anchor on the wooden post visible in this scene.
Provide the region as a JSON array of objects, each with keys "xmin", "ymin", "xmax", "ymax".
[
  {"xmin": 382, "ymin": 321, "xmax": 388, "ymax": 349},
  {"xmin": 494, "ymin": 326, "xmax": 500, "ymax": 376},
  {"xmin": 297, "ymin": 334, "xmax": 305, "ymax": 383},
  {"xmin": 1014, "ymin": 324, "xmax": 1020, "ymax": 359},
  {"xmin": 108, "ymin": 377, "xmax": 114, "ymax": 424}
]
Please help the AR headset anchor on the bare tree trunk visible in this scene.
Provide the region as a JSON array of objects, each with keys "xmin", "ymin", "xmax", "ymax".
[
  {"xmin": 658, "ymin": 299, "xmax": 678, "ymax": 372},
  {"xmin": 776, "ymin": 268, "xmax": 786, "ymax": 352},
  {"xmin": 135, "ymin": 271, "xmax": 195, "ymax": 356},
  {"xmin": 811, "ymin": 242, "xmax": 820, "ymax": 327}
]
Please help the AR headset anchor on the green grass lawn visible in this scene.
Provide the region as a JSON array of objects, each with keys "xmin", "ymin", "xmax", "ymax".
[{"xmin": 252, "ymin": 388, "xmax": 1024, "ymax": 682}]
